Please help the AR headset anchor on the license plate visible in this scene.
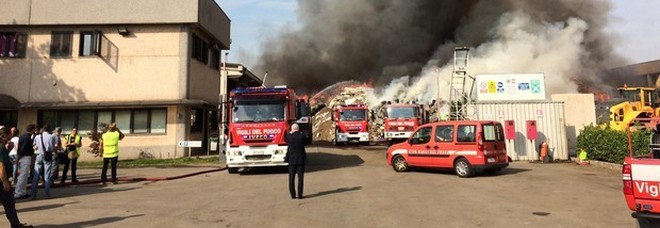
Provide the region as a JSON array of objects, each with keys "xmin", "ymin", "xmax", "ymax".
[
  {"xmin": 487, "ymin": 158, "xmax": 495, "ymax": 163},
  {"xmin": 253, "ymin": 151, "xmax": 264, "ymax": 155},
  {"xmin": 398, "ymin": 127, "xmax": 405, "ymax": 130}
]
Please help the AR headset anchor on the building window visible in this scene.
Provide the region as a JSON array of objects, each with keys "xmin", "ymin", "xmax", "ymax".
[
  {"xmin": 40, "ymin": 111, "xmax": 61, "ymax": 128},
  {"xmin": 150, "ymin": 109, "xmax": 167, "ymax": 134},
  {"xmin": 115, "ymin": 110, "xmax": 131, "ymax": 131},
  {"xmin": 0, "ymin": 111, "xmax": 18, "ymax": 128},
  {"xmin": 190, "ymin": 108, "xmax": 204, "ymax": 133},
  {"xmin": 38, "ymin": 108, "xmax": 167, "ymax": 135},
  {"xmin": 78, "ymin": 111, "xmax": 95, "ymax": 134},
  {"xmin": 60, "ymin": 111, "xmax": 77, "ymax": 134},
  {"xmin": 79, "ymin": 31, "xmax": 101, "ymax": 56},
  {"xmin": 210, "ymin": 49, "xmax": 220, "ymax": 70},
  {"xmin": 50, "ymin": 31, "xmax": 73, "ymax": 57},
  {"xmin": 133, "ymin": 110, "xmax": 149, "ymax": 134},
  {"xmin": 191, "ymin": 34, "xmax": 208, "ymax": 63},
  {"xmin": 0, "ymin": 32, "xmax": 27, "ymax": 58}
]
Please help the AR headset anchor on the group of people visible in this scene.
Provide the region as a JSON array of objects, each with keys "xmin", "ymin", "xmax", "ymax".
[
  {"xmin": 4, "ymin": 124, "xmax": 83, "ymax": 200},
  {"xmin": 0, "ymin": 122, "xmax": 124, "ymax": 228}
]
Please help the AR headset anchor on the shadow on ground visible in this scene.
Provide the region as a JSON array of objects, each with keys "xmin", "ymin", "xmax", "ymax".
[
  {"xmin": 35, "ymin": 214, "xmax": 144, "ymax": 227},
  {"xmin": 412, "ymin": 167, "xmax": 531, "ymax": 177},
  {"xmin": 1, "ymin": 201, "xmax": 80, "ymax": 215},
  {"xmin": 304, "ymin": 186, "xmax": 363, "ymax": 199},
  {"xmin": 15, "ymin": 185, "xmax": 141, "ymax": 203},
  {"xmin": 312, "ymin": 142, "xmax": 389, "ymax": 152},
  {"xmin": 237, "ymin": 151, "xmax": 365, "ymax": 175}
]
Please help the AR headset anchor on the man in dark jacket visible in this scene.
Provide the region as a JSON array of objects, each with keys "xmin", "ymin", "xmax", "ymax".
[{"xmin": 284, "ymin": 123, "xmax": 309, "ymax": 199}]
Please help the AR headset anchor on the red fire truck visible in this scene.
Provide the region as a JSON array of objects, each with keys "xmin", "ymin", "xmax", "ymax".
[
  {"xmin": 623, "ymin": 121, "xmax": 660, "ymax": 227},
  {"xmin": 383, "ymin": 103, "xmax": 428, "ymax": 146},
  {"xmin": 332, "ymin": 104, "xmax": 370, "ymax": 145},
  {"xmin": 225, "ymin": 86, "xmax": 303, "ymax": 173}
]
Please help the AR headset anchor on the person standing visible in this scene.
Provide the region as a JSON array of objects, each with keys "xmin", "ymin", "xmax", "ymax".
[
  {"xmin": 8, "ymin": 127, "xmax": 18, "ymax": 184},
  {"xmin": 0, "ymin": 127, "xmax": 33, "ymax": 228},
  {"xmin": 30, "ymin": 124, "xmax": 57, "ymax": 200},
  {"xmin": 60, "ymin": 127, "xmax": 81, "ymax": 183},
  {"xmin": 14, "ymin": 125, "xmax": 35, "ymax": 200},
  {"xmin": 100, "ymin": 123, "xmax": 124, "ymax": 185},
  {"xmin": 284, "ymin": 123, "xmax": 309, "ymax": 199},
  {"xmin": 51, "ymin": 127, "xmax": 63, "ymax": 180}
]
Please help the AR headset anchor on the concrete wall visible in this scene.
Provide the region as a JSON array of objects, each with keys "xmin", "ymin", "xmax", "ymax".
[
  {"xmin": 551, "ymin": 94, "xmax": 597, "ymax": 155},
  {"xmin": 188, "ymin": 31, "xmax": 221, "ymax": 104}
]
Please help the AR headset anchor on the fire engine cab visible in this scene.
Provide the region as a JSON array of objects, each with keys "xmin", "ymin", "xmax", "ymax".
[
  {"xmin": 623, "ymin": 122, "xmax": 660, "ymax": 227},
  {"xmin": 332, "ymin": 104, "xmax": 370, "ymax": 145},
  {"xmin": 383, "ymin": 102, "xmax": 428, "ymax": 146},
  {"xmin": 387, "ymin": 120, "xmax": 508, "ymax": 177},
  {"xmin": 225, "ymin": 86, "xmax": 300, "ymax": 173}
]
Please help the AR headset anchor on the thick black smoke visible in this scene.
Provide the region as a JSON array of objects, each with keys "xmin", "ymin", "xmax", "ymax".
[{"xmin": 256, "ymin": 0, "xmax": 622, "ymax": 94}]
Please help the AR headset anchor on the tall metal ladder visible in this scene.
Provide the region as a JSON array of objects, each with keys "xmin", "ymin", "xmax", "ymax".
[{"xmin": 448, "ymin": 47, "xmax": 475, "ymax": 120}]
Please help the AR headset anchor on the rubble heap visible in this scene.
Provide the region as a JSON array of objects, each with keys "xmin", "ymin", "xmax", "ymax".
[{"xmin": 311, "ymin": 86, "xmax": 385, "ymax": 143}]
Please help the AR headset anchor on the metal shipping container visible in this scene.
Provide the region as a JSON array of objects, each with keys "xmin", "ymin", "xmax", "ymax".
[{"xmin": 467, "ymin": 101, "xmax": 568, "ymax": 161}]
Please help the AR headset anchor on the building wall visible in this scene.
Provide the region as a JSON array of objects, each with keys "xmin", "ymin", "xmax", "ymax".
[
  {"xmin": 1, "ymin": 25, "xmax": 186, "ymax": 103},
  {"xmin": 551, "ymin": 94, "xmax": 597, "ymax": 155},
  {"xmin": 0, "ymin": 0, "xmax": 230, "ymax": 160},
  {"xmin": 12, "ymin": 106, "xmax": 187, "ymax": 161},
  {"xmin": 0, "ymin": 0, "xmax": 230, "ymax": 49}
]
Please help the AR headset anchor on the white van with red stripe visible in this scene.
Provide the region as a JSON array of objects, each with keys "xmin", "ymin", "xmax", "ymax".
[{"xmin": 386, "ymin": 120, "xmax": 508, "ymax": 177}]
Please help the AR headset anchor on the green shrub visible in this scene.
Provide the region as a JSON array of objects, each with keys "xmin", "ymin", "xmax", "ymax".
[{"xmin": 576, "ymin": 125, "xmax": 652, "ymax": 164}]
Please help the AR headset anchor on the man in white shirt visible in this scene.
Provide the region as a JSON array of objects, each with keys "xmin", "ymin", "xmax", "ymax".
[
  {"xmin": 30, "ymin": 124, "xmax": 57, "ymax": 200},
  {"xmin": 8, "ymin": 127, "xmax": 18, "ymax": 183}
]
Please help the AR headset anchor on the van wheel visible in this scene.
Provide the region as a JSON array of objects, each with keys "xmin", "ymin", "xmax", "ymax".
[
  {"xmin": 392, "ymin": 155, "xmax": 409, "ymax": 172},
  {"xmin": 228, "ymin": 168, "xmax": 239, "ymax": 174},
  {"xmin": 454, "ymin": 158, "xmax": 473, "ymax": 178}
]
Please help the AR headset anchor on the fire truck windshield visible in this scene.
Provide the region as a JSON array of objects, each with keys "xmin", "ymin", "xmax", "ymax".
[
  {"xmin": 232, "ymin": 99, "xmax": 286, "ymax": 123},
  {"xmin": 386, "ymin": 107, "xmax": 418, "ymax": 119},
  {"xmin": 340, "ymin": 109, "xmax": 366, "ymax": 121}
]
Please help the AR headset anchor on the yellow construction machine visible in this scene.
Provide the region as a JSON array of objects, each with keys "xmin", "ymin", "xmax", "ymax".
[{"xmin": 607, "ymin": 86, "xmax": 660, "ymax": 131}]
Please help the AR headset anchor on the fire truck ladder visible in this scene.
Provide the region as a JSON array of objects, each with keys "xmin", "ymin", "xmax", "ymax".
[{"xmin": 448, "ymin": 47, "xmax": 476, "ymax": 120}]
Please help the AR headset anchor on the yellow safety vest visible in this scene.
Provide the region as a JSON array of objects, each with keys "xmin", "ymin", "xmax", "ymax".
[
  {"xmin": 102, "ymin": 131, "xmax": 120, "ymax": 158},
  {"xmin": 65, "ymin": 134, "xmax": 82, "ymax": 156}
]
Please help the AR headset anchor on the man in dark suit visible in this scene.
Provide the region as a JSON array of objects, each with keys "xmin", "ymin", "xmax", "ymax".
[{"xmin": 285, "ymin": 123, "xmax": 309, "ymax": 199}]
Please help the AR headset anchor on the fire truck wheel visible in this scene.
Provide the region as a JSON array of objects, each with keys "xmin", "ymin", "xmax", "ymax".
[
  {"xmin": 228, "ymin": 168, "xmax": 239, "ymax": 174},
  {"xmin": 454, "ymin": 158, "xmax": 473, "ymax": 178},
  {"xmin": 392, "ymin": 155, "xmax": 408, "ymax": 172}
]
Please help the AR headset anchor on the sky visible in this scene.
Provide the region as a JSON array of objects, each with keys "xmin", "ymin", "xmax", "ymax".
[{"xmin": 216, "ymin": 0, "xmax": 660, "ymax": 68}]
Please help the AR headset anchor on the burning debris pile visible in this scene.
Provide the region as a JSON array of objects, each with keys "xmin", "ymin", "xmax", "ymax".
[{"xmin": 311, "ymin": 85, "xmax": 384, "ymax": 143}]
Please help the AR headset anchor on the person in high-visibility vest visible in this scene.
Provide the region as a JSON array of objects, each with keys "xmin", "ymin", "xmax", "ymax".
[
  {"xmin": 578, "ymin": 148, "xmax": 588, "ymax": 165},
  {"xmin": 61, "ymin": 127, "xmax": 82, "ymax": 183},
  {"xmin": 99, "ymin": 123, "xmax": 125, "ymax": 184}
]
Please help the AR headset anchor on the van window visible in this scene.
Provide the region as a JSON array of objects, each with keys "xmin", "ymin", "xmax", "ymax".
[
  {"xmin": 434, "ymin": 125, "xmax": 454, "ymax": 143},
  {"xmin": 482, "ymin": 123, "xmax": 505, "ymax": 142},
  {"xmin": 411, "ymin": 127, "xmax": 432, "ymax": 145},
  {"xmin": 457, "ymin": 125, "xmax": 476, "ymax": 143}
]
